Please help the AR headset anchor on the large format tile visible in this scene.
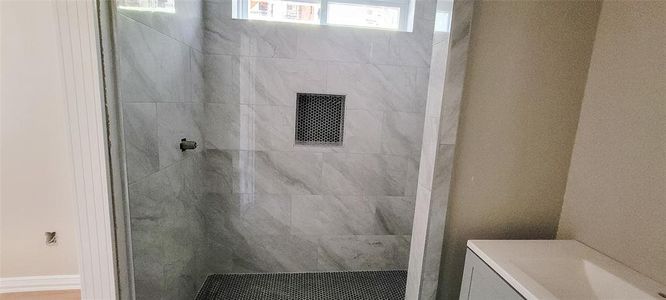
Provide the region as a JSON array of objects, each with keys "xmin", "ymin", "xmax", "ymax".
[
  {"xmin": 128, "ymin": 154, "xmax": 206, "ymax": 299},
  {"xmin": 239, "ymin": 105, "xmax": 295, "ymax": 151},
  {"xmin": 207, "ymin": 150, "xmax": 323, "ymax": 195},
  {"xmin": 131, "ymin": 220, "xmax": 165, "ymax": 300},
  {"xmin": 381, "ymin": 112, "xmax": 425, "ymax": 156},
  {"xmin": 241, "ymin": 57, "xmax": 327, "ymax": 106},
  {"xmin": 204, "ymin": 150, "xmax": 235, "ymax": 194},
  {"xmin": 117, "ymin": 15, "xmax": 191, "ymax": 102},
  {"xmin": 327, "ymin": 63, "xmax": 422, "ymax": 113},
  {"xmin": 117, "ymin": 0, "xmax": 204, "ymax": 50},
  {"xmin": 230, "ymin": 235, "xmax": 319, "ymax": 273},
  {"xmin": 203, "ymin": 1, "xmax": 298, "ymax": 58},
  {"xmin": 291, "ymin": 195, "xmax": 380, "ymax": 235},
  {"xmin": 370, "ymin": 0, "xmax": 437, "ymax": 67},
  {"xmin": 123, "ymin": 103, "xmax": 159, "ymax": 183},
  {"xmin": 342, "ymin": 110, "xmax": 383, "ymax": 154},
  {"xmin": 238, "ymin": 194, "xmax": 291, "ymax": 236},
  {"xmin": 322, "ymin": 153, "xmax": 407, "ymax": 196},
  {"xmin": 251, "ymin": 151, "xmax": 323, "ymax": 195},
  {"xmin": 425, "ymin": 42, "xmax": 449, "ymax": 117},
  {"xmin": 405, "ymin": 155, "xmax": 421, "ymax": 197},
  {"xmin": 157, "ymin": 103, "xmax": 204, "ymax": 168},
  {"xmin": 372, "ymin": 196, "xmax": 416, "ymax": 235},
  {"xmin": 318, "ymin": 235, "xmax": 410, "ymax": 271},
  {"xmin": 297, "ymin": 26, "xmax": 377, "ymax": 63},
  {"xmin": 417, "ymin": 116, "xmax": 441, "ymax": 191},
  {"xmin": 371, "ymin": 31, "xmax": 433, "ymax": 68},
  {"xmin": 193, "ymin": 54, "xmax": 240, "ymax": 104},
  {"xmin": 204, "ymin": 103, "xmax": 242, "ymax": 150},
  {"xmin": 438, "ymin": 0, "xmax": 472, "ymax": 145}
]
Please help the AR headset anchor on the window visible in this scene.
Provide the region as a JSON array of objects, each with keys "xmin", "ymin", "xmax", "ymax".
[
  {"xmin": 117, "ymin": 0, "xmax": 176, "ymax": 13},
  {"xmin": 234, "ymin": 0, "xmax": 413, "ymax": 31}
]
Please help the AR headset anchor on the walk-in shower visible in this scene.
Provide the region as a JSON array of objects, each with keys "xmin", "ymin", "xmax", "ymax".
[{"xmin": 108, "ymin": 0, "xmax": 461, "ymax": 298}]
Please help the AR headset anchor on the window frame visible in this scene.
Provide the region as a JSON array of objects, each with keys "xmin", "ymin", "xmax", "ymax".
[{"xmin": 235, "ymin": 0, "xmax": 412, "ymax": 31}]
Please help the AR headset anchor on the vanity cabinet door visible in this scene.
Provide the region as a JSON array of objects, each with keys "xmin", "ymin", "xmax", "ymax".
[{"xmin": 459, "ymin": 249, "xmax": 525, "ymax": 300}]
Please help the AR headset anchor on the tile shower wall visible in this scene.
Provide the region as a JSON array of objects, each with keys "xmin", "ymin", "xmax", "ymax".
[
  {"xmin": 116, "ymin": 1, "xmax": 207, "ymax": 298},
  {"xmin": 117, "ymin": 0, "xmax": 437, "ymax": 296},
  {"xmin": 199, "ymin": 0, "xmax": 437, "ymax": 273}
]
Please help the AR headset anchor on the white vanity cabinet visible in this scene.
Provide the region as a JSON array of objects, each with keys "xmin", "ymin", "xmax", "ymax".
[
  {"xmin": 459, "ymin": 240, "xmax": 666, "ymax": 300},
  {"xmin": 459, "ymin": 249, "xmax": 524, "ymax": 300}
]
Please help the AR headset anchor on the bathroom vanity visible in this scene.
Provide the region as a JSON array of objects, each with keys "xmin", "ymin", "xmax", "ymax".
[{"xmin": 460, "ymin": 240, "xmax": 666, "ymax": 300}]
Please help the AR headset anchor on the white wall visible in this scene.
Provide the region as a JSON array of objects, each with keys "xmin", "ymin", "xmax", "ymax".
[
  {"xmin": 0, "ymin": 0, "xmax": 79, "ymax": 277},
  {"xmin": 557, "ymin": 1, "xmax": 666, "ymax": 285}
]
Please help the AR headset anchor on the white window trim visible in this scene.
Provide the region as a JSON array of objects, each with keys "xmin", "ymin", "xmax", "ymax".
[{"xmin": 236, "ymin": 0, "xmax": 412, "ymax": 31}]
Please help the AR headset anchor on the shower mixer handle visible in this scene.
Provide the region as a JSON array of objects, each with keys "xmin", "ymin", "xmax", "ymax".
[{"xmin": 180, "ymin": 138, "xmax": 197, "ymax": 151}]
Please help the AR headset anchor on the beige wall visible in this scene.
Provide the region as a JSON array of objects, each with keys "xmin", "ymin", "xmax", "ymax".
[
  {"xmin": 0, "ymin": 0, "xmax": 79, "ymax": 277},
  {"xmin": 437, "ymin": 1, "xmax": 601, "ymax": 299},
  {"xmin": 557, "ymin": 1, "xmax": 666, "ymax": 285}
]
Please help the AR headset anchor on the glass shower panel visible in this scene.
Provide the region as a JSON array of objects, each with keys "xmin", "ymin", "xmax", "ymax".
[{"xmin": 114, "ymin": 0, "xmax": 438, "ymax": 297}]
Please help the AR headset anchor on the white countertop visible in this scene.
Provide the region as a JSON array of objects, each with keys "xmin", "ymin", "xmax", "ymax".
[{"xmin": 467, "ymin": 240, "xmax": 666, "ymax": 300}]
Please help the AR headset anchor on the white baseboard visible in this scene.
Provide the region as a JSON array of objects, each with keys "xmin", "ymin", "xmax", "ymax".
[{"xmin": 0, "ymin": 275, "xmax": 80, "ymax": 293}]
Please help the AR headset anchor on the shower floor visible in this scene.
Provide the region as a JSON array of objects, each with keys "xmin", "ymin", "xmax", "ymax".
[{"xmin": 195, "ymin": 270, "xmax": 407, "ymax": 300}]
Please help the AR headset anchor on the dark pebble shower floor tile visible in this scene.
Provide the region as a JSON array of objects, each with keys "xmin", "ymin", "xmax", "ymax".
[{"xmin": 195, "ymin": 270, "xmax": 407, "ymax": 300}]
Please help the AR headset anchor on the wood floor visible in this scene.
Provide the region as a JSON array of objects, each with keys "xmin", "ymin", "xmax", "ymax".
[{"xmin": 0, "ymin": 290, "xmax": 80, "ymax": 300}]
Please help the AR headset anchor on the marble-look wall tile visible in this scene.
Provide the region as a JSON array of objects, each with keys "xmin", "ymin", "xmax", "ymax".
[
  {"xmin": 118, "ymin": 0, "xmax": 204, "ymax": 50},
  {"xmin": 327, "ymin": 62, "xmax": 422, "ymax": 113},
  {"xmin": 204, "ymin": 150, "xmax": 236, "ymax": 194},
  {"xmin": 239, "ymin": 105, "xmax": 295, "ymax": 151},
  {"xmin": 206, "ymin": 150, "xmax": 323, "ymax": 195},
  {"xmin": 381, "ymin": 112, "xmax": 425, "ymax": 156},
  {"xmin": 438, "ymin": 0, "xmax": 472, "ymax": 145},
  {"xmin": 128, "ymin": 154, "xmax": 206, "ymax": 299},
  {"xmin": 117, "ymin": 15, "xmax": 191, "ymax": 103},
  {"xmin": 418, "ymin": 144, "xmax": 455, "ymax": 297},
  {"xmin": 204, "ymin": 103, "xmax": 242, "ymax": 150},
  {"xmin": 405, "ymin": 155, "xmax": 421, "ymax": 196},
  {"xmin": 194, "ymin": 53, "xmax": 240, "ymax": 104},
  {"xmin": 157, "ymin": 103, "xmax": 204, "ymax": 168},
  {"xmin": 405, "ymin": 184, "xmax": 431, "ymax": 298},
  {"xmin": 322, "ymin": 153, "xmax": 407, "ymax": 196},
  {"xmin": 370, "ymin": 0, "xmax": 437, "ymax": 67},
  {"xmin": 342, "ymin": 110, "xmax": 383, "ymax": 154},
  {"xmin": 238, "ymin": 194, "xmax": 291, "ymax": 236},
  {"xmin": 372, "ymin": 196, "xmax": 417, "ymax": 235},
  {"xmin": 416, "ymin": 67, "xmax": 431, "ymax": 112},
  {"xmin": 425, "ymin": 42, "xmax": 449, "ymax": 117},
  {"xmin": 251, "ymin": 151, "xmax": 323, "ymax": 195},
  {"xmin": 131, "ymin": 221, "xmax": 165, "ymax": 299},
  {"xmin": 430, "ymin": 144, "xmax": 455, "ymax": 204},
  {"xmin": 121, "ymin": 0, "xmax": 440, "ymax": 281},
  {"xmin": 241, "ymin": 57, "xmax": 327, "ymax": 106},
  {"xmin": 203, "ymin": 1, "xmax": 298, "ymax": 58},
  {"xmin": 318, "ymin": 235, "xmax": 410, "ymax": 271},
  {"xmin": 123, "ymin": 103, "xmax": 159, "ymax": 183},
  {"xmin": 297, "ymin": 26, "xmax": 378, "ymax": 63},
  {"xmin": 231, "ymin": 234, "xmax": 319, "ymax": 273},
  {"xmin": 190, "ymin": 49, "xmax": 205, "ymax": 103},
  {"xmin": 203, "ymin": 193, "xmax": 291, "ymax": 238},
  {"xmin": 370, "ymin": 31, "xmax": 433, "ymax": 68},
  {"xmin": 417, "ymin": 116, "xmax": 441, "ymax": 190},
  {"xmin": 291, "ymin": 195, "xmax": 380, "ymax": 235}
]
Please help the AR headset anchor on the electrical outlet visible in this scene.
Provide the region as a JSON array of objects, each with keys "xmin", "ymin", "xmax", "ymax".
[{"xmin": 45, "ymin": 232, "xmax": 57, "ymax": 246}]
